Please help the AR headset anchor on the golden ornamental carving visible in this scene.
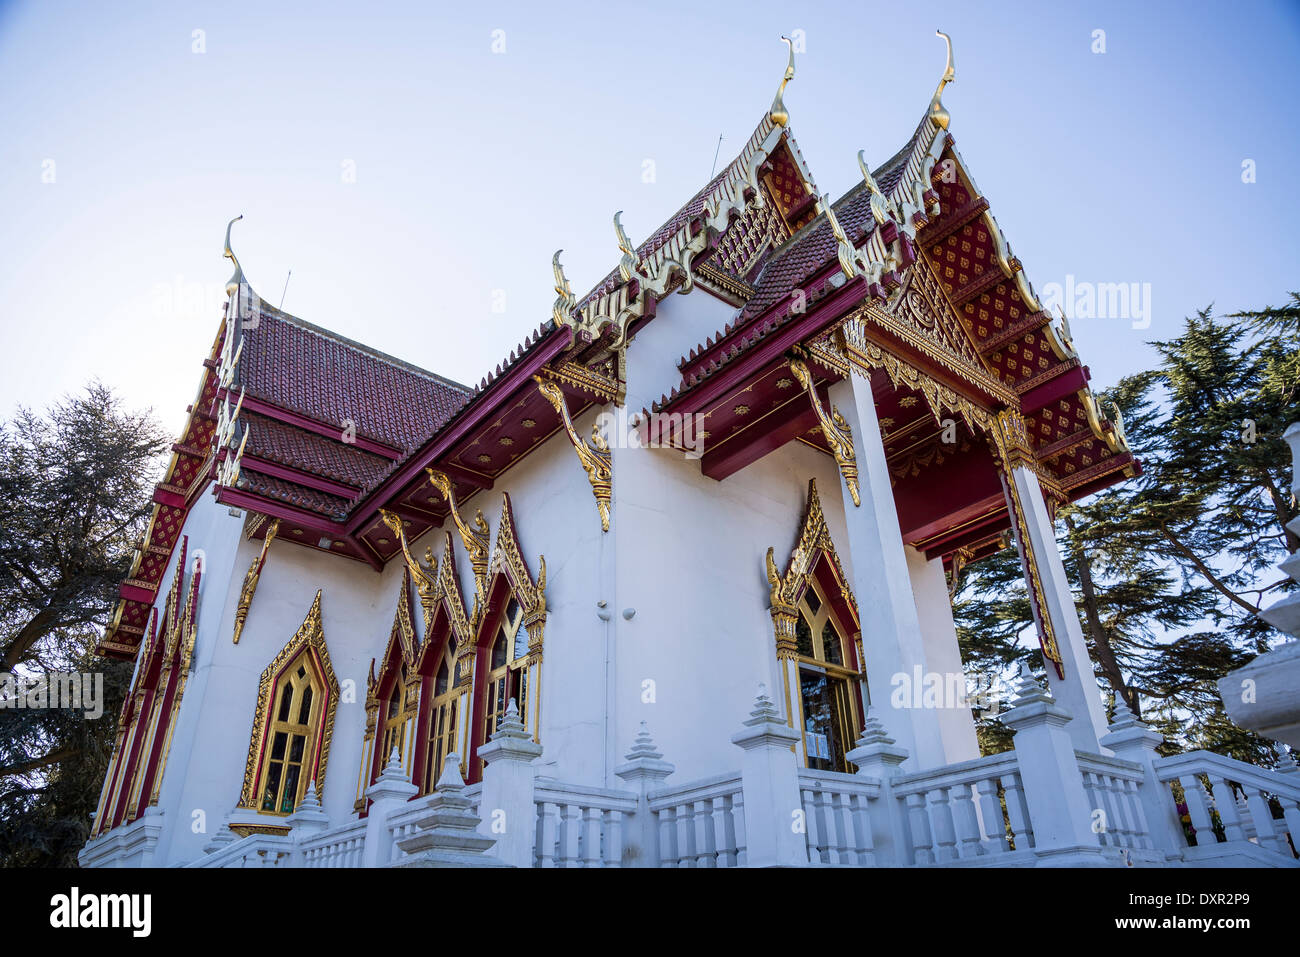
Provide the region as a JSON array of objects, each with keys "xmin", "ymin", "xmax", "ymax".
[
  {"xmin": 835, "ymin": 320, "xmax": 997, "ymax": 439},
  {"xmin": 379, "ymin": 508, "xmax": 437, "ymax": 623},
  {"xmin": 426, "ymin": 468, "xmax": 490, "ymax": 620},
  {"xmin": 488, "ymin": 492, "xmax": 548, "ymax": 653},
  {"xmin": 233, "ymin": 518, "xmax": 280, "ymax": 644},
  {"xmin": 766, "ymin": 479, "xmax": 858, "ymax": 659},
  {"xmin": 552, "ymin": 250, "xmax": 578, "ymax": 329},
  {"xmin": 789, "ymin": 358, "xmax": 860, "ymax": 507},
  {"xmin": 533, "ymin": 375, "xmax": 613, "ymax": 531},
  {"xmin": 818, "ymin": 194, "xmax": 859, "ymax": 283},
  {"xmin": 237, "ymin": 590, "xmax": 340, "ymax": 810},
  {"xmin": 989, "ymin": 410, "xmax": 1065, "ymax": 678},
  {"xmin": 929, "ymin": 31, "xmax": 956, "ymax": 131},
  {"xmin": 857, "ymin": 150, "xmax": 895, "ymax": 228},
  {"xmin": 770, "ymin": 35, "xmax": 796, "ymax": 127}
]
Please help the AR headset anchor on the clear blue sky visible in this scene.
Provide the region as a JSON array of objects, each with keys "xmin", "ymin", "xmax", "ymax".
[{"xmin": 1, "ymin": 0, "xmax": 1297, "ymax": 437}]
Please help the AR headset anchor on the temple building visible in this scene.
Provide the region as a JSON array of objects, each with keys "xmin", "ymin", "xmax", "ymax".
[{"xmin": 80, "ymin": 35, "xmax": 1300, "ymax": 869}]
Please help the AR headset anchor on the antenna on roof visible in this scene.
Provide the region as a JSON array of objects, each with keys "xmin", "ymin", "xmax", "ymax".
[
  {"xmin": 709, "ymin": 134, "xmax": 724, "ymax": 179},
  {"xmin": 279, "ymin": 269, "xmax": 292, "ymax": 310}
]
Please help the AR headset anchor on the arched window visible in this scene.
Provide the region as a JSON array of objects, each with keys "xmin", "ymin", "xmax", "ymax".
[
  {"xmin": 793, "ymin": 577, "xmax": 860, "ymax": 774},
  {"xmin": 239, "ymin": 591, "xmax": 339, "ymax": 817},
  {"xmin": 258, "ymin": 653, "xmax": 321, "ymax": 814},
  {"xmin": 423, "ymin": 640, "xmax": 459, "ymax": 789},
  {"xmin": 482, "ymin": 595, "xmax": 527, "ymax": 744},
  {"xmin": 767, "ymin": 479, "xmax": 866, "ymax": 776}
]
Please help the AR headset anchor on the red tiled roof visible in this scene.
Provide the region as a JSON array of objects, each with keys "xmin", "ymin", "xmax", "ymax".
[
  {"xmin": 242, "ymin": 470, "xmax": 353, "ymax": 520},
  {"xmin": 239, "ymin": 308, "xmax": 472, "ymax": 453},
  {"xmin": 241, "ymin": 410, "xmax": 393, "ymax": 490}
]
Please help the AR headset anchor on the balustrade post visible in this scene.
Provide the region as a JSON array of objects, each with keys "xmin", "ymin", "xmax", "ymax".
[
  {"xmin": 1000, "ymin": 667, "xmax": 1106, "ymax": 865},
  {"xmin": 845, "ymin": 708, "xmax": 909, "ymax": 865},
  {"xmin": 730, "ymin": 684, "xmax": 808, "ymax": 867},
  {"xmin": 614, "ymin": 722, "xmax": 675, "ymax": 868},
  {"xmin": 285, "ymin": 780, "xmax": 329, "ymax": 866},
  {"xmin": 1100, "ymin": 699, "xmax": 1183, "ymax": 858},
  {"xmin": 362, "ymin": 748, "xmax": 418, "ymax": 868},
  {"xmin": 476, "ymin": 699, "xmax": 543, "ymax": 868}
]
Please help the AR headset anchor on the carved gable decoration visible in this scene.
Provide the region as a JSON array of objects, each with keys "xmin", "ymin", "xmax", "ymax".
[
  {"xmin": 885, "ymin": 255, "xmax": 985, "ymax": 372},
  {"xmin": 766, "ymin": 478, "xmax": 858, "ymax": 626},
  {"xmin": 486, "ymin": 492, "xmax": 547, "ymax": 634},
  {"xmin": 368, "ymin": 567, "xmax": 419, "ymax": 704}
]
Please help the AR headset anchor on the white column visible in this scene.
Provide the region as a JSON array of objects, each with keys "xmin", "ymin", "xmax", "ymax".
[
  {"xmin": 830, "ymin": 376, "xmax": 944, "ymax": 769},
  {"xmin": 906, "ymin": 547, "xmax": 981, "ymax": 763},
  {"xmin": 1009, "ymin": 465, "xmax": 1109, "ymax": 752}
]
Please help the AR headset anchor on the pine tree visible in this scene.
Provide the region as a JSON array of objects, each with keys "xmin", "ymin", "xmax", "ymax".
[{"xmin": 0, "ymin": 383, "xmax": 167, "ymax": 866}]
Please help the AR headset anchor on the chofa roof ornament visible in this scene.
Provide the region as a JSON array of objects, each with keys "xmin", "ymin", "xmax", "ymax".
[
  {"xmin": 223, "ymin": 214, "xmax": 244, "ymax": 297},
  {"xmin": 551, "ymin": 250, "xmax": 577, "ymax": 328},
  {"xmin": 769, "ymin": 35, "xmax": 796, "ymax": 128},
  {"xmin": 929, "ymin": 31, "xmax": 956, "ymax": 130}
]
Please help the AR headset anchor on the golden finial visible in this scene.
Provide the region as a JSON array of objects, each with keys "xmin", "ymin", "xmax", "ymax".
[
  {"xmin": 223, "ymin": 214, "xmax": 244, "ymax": 297},
  {"xmin": 614, "ymin": 212, "xmax": 639, "ymax": 283},
  {"xmin": 552, "ymin": 250, "xmax": 576, "ymax": 327},
  {"xmin": 929, "ymin": 31, "xmax": 956, "ymax": 130},
  {"xmin": 857, "ymin": 150, "xmax": 893, "ymax": 227},
  {"xmin": 770, "ymin": 36, "xmax": 796, "ymax": 127}
]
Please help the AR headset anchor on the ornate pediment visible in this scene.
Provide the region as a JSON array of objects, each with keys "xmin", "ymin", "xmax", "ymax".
[
  {"xmin": 486, "ymin": 492, "xmax": 547, "ymax": 649},
  {"xmin": 885, "ymin": 255, "xmax": 985, "ymax": 372},
  {"xmin": 766, "ymin": 479, "xmax": 857, "ymax": 621}
]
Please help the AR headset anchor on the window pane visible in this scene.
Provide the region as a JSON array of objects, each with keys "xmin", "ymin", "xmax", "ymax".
[
  {"xmin": 281, "ymin": 764, "xmax": 301, "ymax": 814},
  {"xmin": 261, "ymin": 763, "xmax": 283, "ymax": 812},
  {"xmin": 821, "ymin": 620, "xmax": 843, "ymax": 666},
  {"xmin": 513, "ymin": 622, "xmax": 529, "ymax": 660},
  {"xmin": 435, "ymin": 659, "xmax": 449, "ymax": 696},
  {"xmin": 277, "ymin": 683, "xmax": 293, "ymax": 721},
  {"xmin": 298, "ymin": 686, "xmax": 313, "ymax": 724},
  {"xmin": 491, "ymin": 630, "xmax": 508, "ymax": 669},
  {"xmin": 270, "ymin": 731, "xmax": 287, "ymax": 760},
  {"xmin": 506, "ymin": 596, "xmax": 520, "ymax": 623},
  {"xmin": 795, "ymin": 614, "xmax": 814, "ymax": 658},
  {"xmin": 387, "ymin": 685, "xmax": 401, "ymax": 718},
  {"xmin": 289, "ymin": 733, "xmax": 306, "ymax": 763},
  {"xmin": 804, "ymin": 587, "xmax": 821, "ymax": 614},
  {"xmin": 799, "ymin": 671, "xmax": 834, "ymax": 772}
]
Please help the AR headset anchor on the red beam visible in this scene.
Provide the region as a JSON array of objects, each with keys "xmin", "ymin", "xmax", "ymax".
[
  {"xmin": 702, "ymin": 394, "xmax": 821, "ymax": 481},
  {"xmin": 240, "ymin": 455, "xmax": 362, "ymax": 501}
]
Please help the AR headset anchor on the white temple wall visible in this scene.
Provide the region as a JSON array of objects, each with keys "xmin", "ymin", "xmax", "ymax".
[
  {"xmin": 608, "ymin": 289, "xmax": 854, "ymax": 784},
  {"xmin": 905, "ymin": 545, "xmax": 981, "ymax": 763}
]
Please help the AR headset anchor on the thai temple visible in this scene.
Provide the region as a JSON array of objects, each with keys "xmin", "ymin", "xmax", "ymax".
[{"xmin": 80, "ymin": 35, "xmax": 1300, "ymax": 869}]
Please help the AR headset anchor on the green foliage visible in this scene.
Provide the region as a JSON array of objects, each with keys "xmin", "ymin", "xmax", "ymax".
[
  {"xmin": 0, "ymin": 383, "xmax": 167, "ymax": 866},
  {"xmin": 955, "ymin": 297, "xmax": 1298, "ymax": 762}
]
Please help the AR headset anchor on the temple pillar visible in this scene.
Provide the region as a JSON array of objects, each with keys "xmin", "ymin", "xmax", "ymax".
[
  {"xmin": 906, "ymin": 547, "xmax": 981, "ymax": 763},
  {"xmin": 993, "ymin": 411, "xmax": 1108, "ymax": 752},
  {"xmin": 829, "ymin": 375, "xmax": 945, "ymax": 769}
]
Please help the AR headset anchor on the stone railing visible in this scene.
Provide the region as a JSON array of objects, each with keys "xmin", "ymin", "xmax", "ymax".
[
  {"xmin": 798, "ymin": 768, "xmax": 881, "ymax": 865},
  {"xmin": 647, "ymin": 772, "xmax": 745, "ymax": 867},
  {"xmin": 300, "ymin": 818, "xmax": 367, "ymax": 868},
  {"xmin": 1075, "ymin": 751, "xmax": 1155, "ymax": 853},
  {"xmin": 533, "ymin": 778, "xmax": 638, "ymax": 867},
  {"xmin": 892, "ymin": 752, "xmax": 1030, "ymax": 864},
  {"xmin": 186, "ymin": 832, "xmax": 293, "ymax": 868},
  {"xmin": 1154, "ymin": 750, "xmax": 1300, "ymax": 864}
]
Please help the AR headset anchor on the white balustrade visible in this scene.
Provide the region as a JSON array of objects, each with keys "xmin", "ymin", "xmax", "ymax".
[
  {"xmin": 532, "ymin": 778, "xmax": 637, "ymax": 867},
  {"xmin": 798, "ymin": 769, "xmax": 880, "ymax": 866},
  {"xmin": 647, "ymin": 772, "xmax": 746, "ymax": 867},
  {"xmin": 1155, "ymin": 751, "xmax": 1300, "ymax": 863},
  {"xmin": 893, "ymin": 753, "xmax": 1028, "ymax": 864}
]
